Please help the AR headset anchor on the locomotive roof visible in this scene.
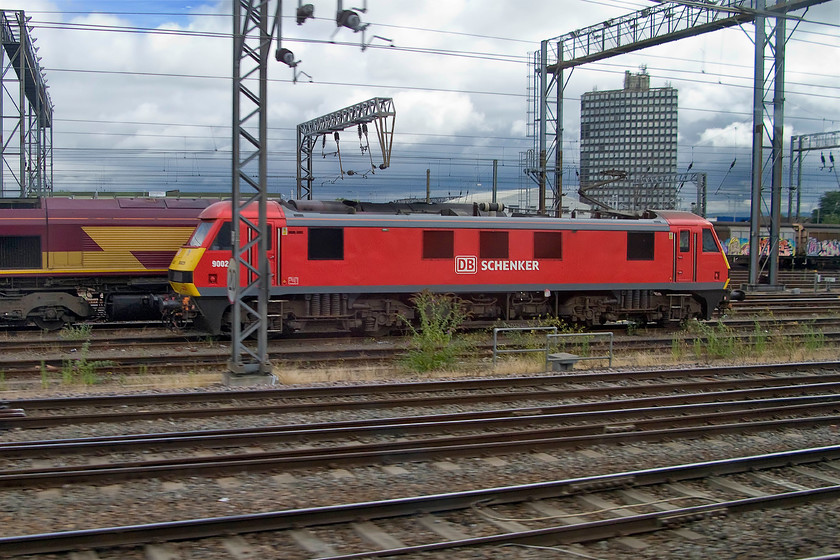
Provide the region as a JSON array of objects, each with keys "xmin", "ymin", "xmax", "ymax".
[
  {"xmin": 198, "ymin": 200, "xmax": 712, "ymax": 231},
  {"xmin": 0, "ymin": 196, "xmax": 213, "ymax": 217}
]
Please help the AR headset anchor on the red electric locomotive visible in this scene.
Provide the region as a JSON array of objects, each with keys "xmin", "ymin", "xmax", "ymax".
[
  {"xmin": 169, "ymin": 199, "xmax": 735, "ymax": 335},
  {"xmin": 0, "ymin": 197, "xmax": 212, "ymax": 329}
]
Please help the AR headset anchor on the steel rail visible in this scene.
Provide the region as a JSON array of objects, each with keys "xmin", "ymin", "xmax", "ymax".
[
  {"xmin": 6, "ymin": 370, "xmax": 840, "ymax": 430},
  {"xmin": 6, "ymin": 374, "xmax": 840, "ymax": 429},
  {"xmin": 8, "ymin": 360, "xmax": 840, "ymax": 409},
  {"xmin": 0, "ymin": 445, "xmax": 838, "ymax": 557},
  {"xmin": 2, "ymin": 404, "xmax": 839, "ymax": 488},
  {"xmin": 2, "ymin": 390, "xmax": 840, "ymax": 458},
  {"xmin": 313, "ymin": 486, "xmax": 840, "ymax": 559}
]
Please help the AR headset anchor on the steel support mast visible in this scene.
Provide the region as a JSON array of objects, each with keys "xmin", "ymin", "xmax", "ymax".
[{"xmin": 230, "ymin": 0, "xmax": 276, "ymax": 375}]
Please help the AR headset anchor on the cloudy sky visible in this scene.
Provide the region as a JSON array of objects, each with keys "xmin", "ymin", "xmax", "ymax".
[{"xmin": 4, "ymin": 0, "xmax": 839, "ymax": 217}]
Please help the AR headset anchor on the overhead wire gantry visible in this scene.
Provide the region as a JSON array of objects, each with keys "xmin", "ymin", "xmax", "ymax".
[
  {"xmin": 789, "ymin": 130, "xmax": 840, "ymax": 220},
  {"xmin": 296, "ymin": 96, "xmax": 395, "ymax": 199},
  {"xmin": 528, "ymin": 0, "xmax": 831, "ymax": 287},
  {"xmin": 0, "ymin": 10, "xmax": 53, "ymax": 198}
]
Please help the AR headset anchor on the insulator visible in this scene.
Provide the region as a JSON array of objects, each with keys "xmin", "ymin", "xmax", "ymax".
[
  {"xmin": 337, "ymin": 9, "xmax": 362, "ymax": 31},
  {"xmin": 296, "ymin": 4, "xmax": 315, "ymax": 25},
  {"xmin": 275, "ymin": 48, "xmax": 296, "ymax": 68},
  {"xmin": 357, "ymin": 125, "xmax": 363, "ymax": 139},
  {"xmin": 334, "ymin": 131, "xmax": 340, "ymax": 143}
]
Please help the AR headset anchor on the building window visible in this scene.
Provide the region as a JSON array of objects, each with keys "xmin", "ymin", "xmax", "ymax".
[
  {"xmin": 423, "ymin": 230, "xmax": 454, "ymax": 259},
  {"xmin": 308, "ymin": 228, "xmax": 344, "ymax": 260}
]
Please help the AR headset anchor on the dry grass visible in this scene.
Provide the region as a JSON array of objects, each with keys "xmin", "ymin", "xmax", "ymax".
[{"xmin": 4, "ymin": 335, "xmax": 839, "ymax": 396}]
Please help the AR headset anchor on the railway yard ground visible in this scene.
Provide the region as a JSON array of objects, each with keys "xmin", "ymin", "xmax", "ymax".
[{"xmin": 1, "ymin": 280, "xmax": 840, "ymax": 559}]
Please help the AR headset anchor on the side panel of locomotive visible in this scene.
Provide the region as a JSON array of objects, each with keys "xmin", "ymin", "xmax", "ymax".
[{"xmin": 277, "ymin": 215, "xmax": 675, "ymax": 290}]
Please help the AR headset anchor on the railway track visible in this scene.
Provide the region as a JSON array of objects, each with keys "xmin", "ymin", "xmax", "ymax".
[
  {"xmin": 5, "ymin": 446, "xmax": 839, "ymax": 558},
  {"xmin": 1, "ymin": 393, "xmax": 839, "ymax": 557},
  {"xmin": 1, "ymin": 390, "xmax": 839, "ymax": 488},
  {"xmin": 4, "ymin": 361, "xmax": 840, "ymax": 426}
]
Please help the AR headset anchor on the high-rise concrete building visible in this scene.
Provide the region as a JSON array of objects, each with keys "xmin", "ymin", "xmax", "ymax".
[{"xmin": 579, "ymin": 70, "xmax": 678, "ymax": 212}]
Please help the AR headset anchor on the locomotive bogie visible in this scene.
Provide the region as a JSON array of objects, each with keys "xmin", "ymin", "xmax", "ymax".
[{"xmin": 170, "ymin": 200, "xmax": 733, "ymax": 336}]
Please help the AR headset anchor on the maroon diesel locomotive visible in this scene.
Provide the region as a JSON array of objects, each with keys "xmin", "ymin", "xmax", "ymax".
[{"xmin": 0, "ymin": 197, "xmax": 212, "ymax": 329}]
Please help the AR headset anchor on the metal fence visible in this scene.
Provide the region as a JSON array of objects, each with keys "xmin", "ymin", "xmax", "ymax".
[
  {"xmin": 492, "ymin": 327, "xmax": 558, "ymax": 365},
  {"xmin": 814, "ymin": 274, "xmax": 837, "ymax": 292},
  {"xmin": 546, "ymin": 332, "xmax": 613, "ymax": 368}
]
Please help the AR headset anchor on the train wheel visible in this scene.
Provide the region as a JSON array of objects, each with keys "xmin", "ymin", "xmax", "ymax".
[
  {"xmin": 32, "ymin": 317, "xmax": 67, "ymax": 331},
  {"xmin": 30, "ymin": 307, "xmax": 71, "ymax": 331}
]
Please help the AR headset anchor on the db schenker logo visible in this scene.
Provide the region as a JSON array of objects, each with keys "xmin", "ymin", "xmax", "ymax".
[{"xmin": 455, "ymin": 255, "xmax": 477, "ymax": 274}]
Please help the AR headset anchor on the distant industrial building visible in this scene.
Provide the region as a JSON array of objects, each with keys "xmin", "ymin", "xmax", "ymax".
[{"xmin": 579, "ymin": 70, "xmax": 678, "ymax": 212}]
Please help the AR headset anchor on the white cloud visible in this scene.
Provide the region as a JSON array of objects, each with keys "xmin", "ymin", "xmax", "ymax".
[{"xmin": 698, "ymin": 122, "xmax": 753, "ymax": 148}]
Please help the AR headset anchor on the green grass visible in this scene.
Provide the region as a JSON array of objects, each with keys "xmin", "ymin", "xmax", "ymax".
[{"xmin": 402, "ymin": 291, "xmax": 471, "ymax": 372}]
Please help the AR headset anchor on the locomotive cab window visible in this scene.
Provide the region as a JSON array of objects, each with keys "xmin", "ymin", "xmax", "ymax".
[
  {"xmin": 679, "ymin": 230, "xmax": 690, "ymax": 252},
  {"xmin": 480, "ymin": 231, "xmax": 509, "ymax": 259},
  {"xmin": 248, "ymin": 225, "xmax": 272, "ymax": 250},
  {"xmin": 308, "ymin": 227, "xmax": 344, "ymax": 260},
  {"xmin": 534, "ymin": 231, "xmax": 562, "ymax": 259},
  {"xmin": 627, "ymin": 231, "xmax": 655, "ymax": 261},
  {"xmin": 209, "ymin": 222, "xmax": 232, "ymax": 251},
  {"xmin": 423, "ymin": 230, "xmax": 454, "ymax": 259},
  {"xmin": 702, "ymin": 228, "xmax": 720, "ymax": 252},
  {"xmin": 186, "ymin": 222, "xmax": 213, "ymax": 247}
]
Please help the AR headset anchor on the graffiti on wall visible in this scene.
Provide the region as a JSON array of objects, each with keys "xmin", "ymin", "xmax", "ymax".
[
  {"xmin": 807, "ymin": 237, "xmax": 840, "ymax": 257},
  {"xmin": 722, "ymin": 236, "xmax": 794, "ymax": 257}
]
